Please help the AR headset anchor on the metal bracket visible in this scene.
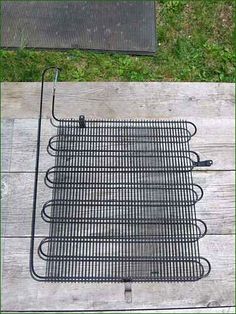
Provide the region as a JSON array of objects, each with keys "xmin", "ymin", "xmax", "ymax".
[
  {"xmin": 79, "ymin": 115, "xmax": 86, "ymax": 128},
  {"xmin": 124, "ymin": 279, "xmax": 132, "ymax": 303},
  {"xmin": 193, "ymin": 160, "xmax": 213, "ymax": 167}
]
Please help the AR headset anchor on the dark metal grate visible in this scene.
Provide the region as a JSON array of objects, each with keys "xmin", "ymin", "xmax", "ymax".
[
  {"xmin": 30, "ymin": 68, "xmax": 213, "ymax": 282},
  {"xmin": 2, "ymin": 1, "xmax": 156, "ymax": 54}
]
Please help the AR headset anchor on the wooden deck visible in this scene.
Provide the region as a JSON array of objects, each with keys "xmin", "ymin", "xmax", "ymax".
[{"xmin": 1, "ymin": 82, "xmax": 235, "ymax": 312}]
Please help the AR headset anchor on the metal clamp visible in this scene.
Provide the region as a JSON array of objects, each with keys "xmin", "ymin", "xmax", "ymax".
[
  {"xmin": 124, "ymin": 279, "xmax": 132, "ymax": 303},
  {"xmin": 193, "ymin": 160, "xmax": 213, "ymax": 167},
  {"xmin": 79, "ymin": 115, "xmax": 86, "ymax": 128}
]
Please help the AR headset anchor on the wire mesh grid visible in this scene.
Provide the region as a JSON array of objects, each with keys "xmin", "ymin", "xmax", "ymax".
[{"xmin": 30, "ymin": 68, "xmax": 213, "ymax": 282}]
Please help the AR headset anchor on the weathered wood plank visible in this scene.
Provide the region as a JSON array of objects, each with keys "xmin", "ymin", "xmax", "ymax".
[
  {"xmin": 2, "ymin": 235, "xmax": 234, "ymax": 311},
  {"xmin": 2, "ymin": 82, "xmax": 234, "ymax": 119},
  {"xmin": 1, "ymin": 119, "xmax": 14, "ymax": 172},
  {"xmin": 1, "ymin": 173, "xmax": 10, "ymax": 237},
  {"xmin": 3, "ymin": 118, "xmax": 234, "ymax": 172},
  {"xmin": 2, "ymin": 171, "xmax": 234, "ymax": 237}
]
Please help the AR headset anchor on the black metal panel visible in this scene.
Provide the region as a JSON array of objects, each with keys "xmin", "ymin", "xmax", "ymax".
[
  {"xmin": 1, "ymin": 0, "xmax": 156, "ymax": 54},
  {"xmin": 30, "ymin": 68, "xmax": 212, "ymax": 282}
]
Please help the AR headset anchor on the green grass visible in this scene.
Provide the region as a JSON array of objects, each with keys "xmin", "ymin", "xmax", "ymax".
[{"xmin": 1, "ymin": 0, "xmax": 235, "ymax": 82}]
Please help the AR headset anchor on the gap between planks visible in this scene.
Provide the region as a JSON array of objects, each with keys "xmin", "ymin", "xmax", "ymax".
[{"xmin": 1, "ymin": 307, "xmax": 235, "ymax": 313}]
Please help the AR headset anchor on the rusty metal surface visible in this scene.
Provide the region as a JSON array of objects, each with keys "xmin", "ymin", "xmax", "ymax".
[{"xmin": 1, "ymin": 0, "xmax": 156, "ymax": 54}]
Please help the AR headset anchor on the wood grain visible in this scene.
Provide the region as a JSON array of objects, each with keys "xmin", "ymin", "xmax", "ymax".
[
  {"xmin": 2, "ymin": 82, "xmax": 234, "ymax": 119},
  {"xmin": 1, "ymin": 119, "xmax": 14, "ymax": 172},
  {"xmin": 2, "ymin": 235, "xmax": 234, "ymax": 311}
]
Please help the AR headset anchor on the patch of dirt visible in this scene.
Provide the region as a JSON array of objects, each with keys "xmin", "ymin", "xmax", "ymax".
[{"xmin": 218, "ymin": 3, "xmax": 234, "ymax": 29}]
